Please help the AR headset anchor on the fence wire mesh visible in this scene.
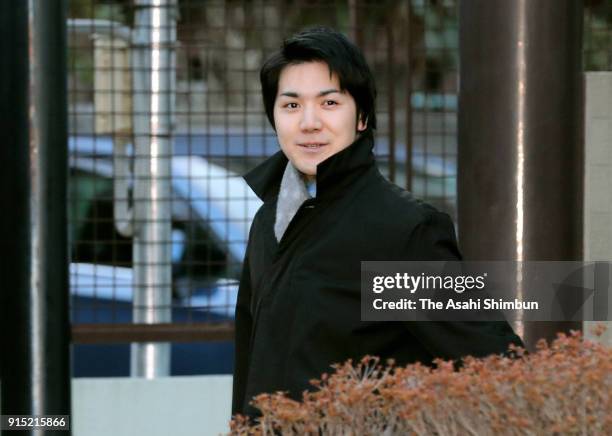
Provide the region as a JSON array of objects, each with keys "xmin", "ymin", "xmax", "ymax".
[{"xmin": 66, "ymin": 0, "xmax": 612, "ymax": 374}]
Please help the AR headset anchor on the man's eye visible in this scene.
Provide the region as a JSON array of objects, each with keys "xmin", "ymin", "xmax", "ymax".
[
  {"xmin": 284, "ymin": 102, "xmax": 299, "ymax": 109},
  {"xmin": 323, "ymin": 100, "xmax": 338, "ymax": 106}
]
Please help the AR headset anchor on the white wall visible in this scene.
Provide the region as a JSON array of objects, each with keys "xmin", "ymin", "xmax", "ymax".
[
  {"xmin": 583, "ymin": 72, "xmax": 612, "ymax": 346},
  {"xmin": 72, "ymin": 375, "xmax": 233, "ymax": 436}
]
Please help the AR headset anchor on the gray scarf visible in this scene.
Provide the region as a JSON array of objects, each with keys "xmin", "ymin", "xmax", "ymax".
[{"xmin": 274, "ymin": 162, "xmax": 314, "ymax": 241}]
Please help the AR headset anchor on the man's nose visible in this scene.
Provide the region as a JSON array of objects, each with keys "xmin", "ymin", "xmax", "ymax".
[{"xmin": 299, "ymin": 105, "xmax": 322, "ymax": 131}]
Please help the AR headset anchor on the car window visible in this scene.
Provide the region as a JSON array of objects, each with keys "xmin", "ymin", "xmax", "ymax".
[{"xmin": 70, "ymin": 167, "xmax": 231, "ymax": 281}]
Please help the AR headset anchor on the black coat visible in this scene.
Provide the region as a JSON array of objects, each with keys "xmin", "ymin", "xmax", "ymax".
[{"xmin": 232, "ymin": 133, "xmax": 523, "ymax": 417}]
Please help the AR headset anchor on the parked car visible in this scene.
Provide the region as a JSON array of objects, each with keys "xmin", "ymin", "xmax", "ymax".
[{"xmin": 69, "ymin": 136, "xmax": 261, "ymax": 376}]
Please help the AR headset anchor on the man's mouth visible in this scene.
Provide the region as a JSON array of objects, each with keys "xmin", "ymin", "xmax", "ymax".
[{"xmin": 298, "ymin": 142, "xmax": 328, "ymax": 149}]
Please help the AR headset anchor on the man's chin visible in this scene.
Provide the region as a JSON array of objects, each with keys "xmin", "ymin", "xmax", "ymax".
[
  {"xmin": 292, "ymin": 164, "xmax": 316, "ymax": 180},
  {"xmin": 300, "ymin": 170, "xmax": 317, "ymax": 181},
  {"xmin": 298, "ymin": 156, "xmax": 331, "ymax": 176}
]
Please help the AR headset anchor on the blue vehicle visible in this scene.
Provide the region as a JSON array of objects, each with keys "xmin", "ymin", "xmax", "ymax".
[{"xmin": 69, "ymin": 137, "xmax": 261, "ymax": 376}]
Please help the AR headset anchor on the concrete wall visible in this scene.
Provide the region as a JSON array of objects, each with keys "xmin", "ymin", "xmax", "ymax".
[
  {"xmin": 583, "ymin": 72, "xmax": 612, "ymax": 346},
  {"xmin": 72, "ymin": 375, "xmax": 232, "ymax": 436}
]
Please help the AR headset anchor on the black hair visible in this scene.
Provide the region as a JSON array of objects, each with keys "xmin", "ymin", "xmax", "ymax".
[{"xmin": 260, "ymin": 26, "xmax": 377, "ymax": 134}]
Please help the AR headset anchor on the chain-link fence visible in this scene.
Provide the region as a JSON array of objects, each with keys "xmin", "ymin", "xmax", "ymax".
[{"xmin": 67, "ymin": 0, "xmax": 612, "ymax": 376}]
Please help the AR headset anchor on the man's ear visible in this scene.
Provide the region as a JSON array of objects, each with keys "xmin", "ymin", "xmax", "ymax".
[{"xmin": 357, "ymin": 113, "xmax": 367, "ymax": 132}]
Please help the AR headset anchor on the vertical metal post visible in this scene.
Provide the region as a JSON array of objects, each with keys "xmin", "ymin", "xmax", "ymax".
[
  {"xmin": 0, "ymin": 0, "xmax": 71, "ymax": 430},
  {"xmin": 404, "ymin": 2, "xmax": 413, "ymax": 192},
  {"xmin": 458, "ymin": 0, "xmax": 584, "ymax": 350},
  {"xmin": 131, "ymin": 0, "xmax": 177, "ymax": 377},
  {"xmin": 387, "ymin": 13, "xmax": 396, "ymax": 183},
  {"xmin": 348, "ymin": 0, "xmax": 363, "ymax": 50}
]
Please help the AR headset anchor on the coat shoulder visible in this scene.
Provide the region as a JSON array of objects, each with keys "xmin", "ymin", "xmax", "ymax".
[
  {"xmin": 363, "ymin": 170, "xmax": 449, "ymax": 232},
  {"xmin": 251, "ymin": 198, "xmax": 275, "ymax": 227}
]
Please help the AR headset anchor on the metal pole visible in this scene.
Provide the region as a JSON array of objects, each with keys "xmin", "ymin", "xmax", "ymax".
[
  {"xmin": 348, "ymin": 0, "xmax": 363, "ymax": 49},
  {"xmin": 130, "ymin": 0, "xmax": 177, "ymax": 377},
  {"xmin": 458, "ymin": 0, "xmax": 584, "ymax": 350},
  {"xmin": 404, "ymin": 2, "xmax": 413, "ymax": 192},
  {"xmin": 0, "ymin": 0, "xmax": 71, "ymax": 431},
  {"xmin": 386, "ymin": 13, "xmax": 396, "ymax": 184}
]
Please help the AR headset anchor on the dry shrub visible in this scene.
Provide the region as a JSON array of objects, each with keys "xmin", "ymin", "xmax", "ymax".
[{"xmin": 230, "ymin": 328, "xmax": 611, "ymax": 435}]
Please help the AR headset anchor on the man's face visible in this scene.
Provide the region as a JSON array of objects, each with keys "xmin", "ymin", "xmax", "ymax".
[{"xmin": 273, "ymin": 61, "xmax": 366, "ymax": 180}]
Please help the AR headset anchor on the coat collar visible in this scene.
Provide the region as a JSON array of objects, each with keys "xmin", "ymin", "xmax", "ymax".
[{"xmin": 244, "ymin": 132, "xmax": 375, "ymax": 202}]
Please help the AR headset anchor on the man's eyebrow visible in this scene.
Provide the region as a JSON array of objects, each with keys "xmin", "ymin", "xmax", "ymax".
[
  {"xmin": 318, "ymin": 88, "xmax": 341, "ymax": 97},
  {"xmin": 278, "ymin": 88, "xmax": 342, "ymax": 98}
]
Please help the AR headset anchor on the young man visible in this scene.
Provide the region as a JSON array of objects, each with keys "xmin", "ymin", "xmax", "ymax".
[{"xmin": 232, "ymin": 27, "xmax": 522, "ymax": 417}]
